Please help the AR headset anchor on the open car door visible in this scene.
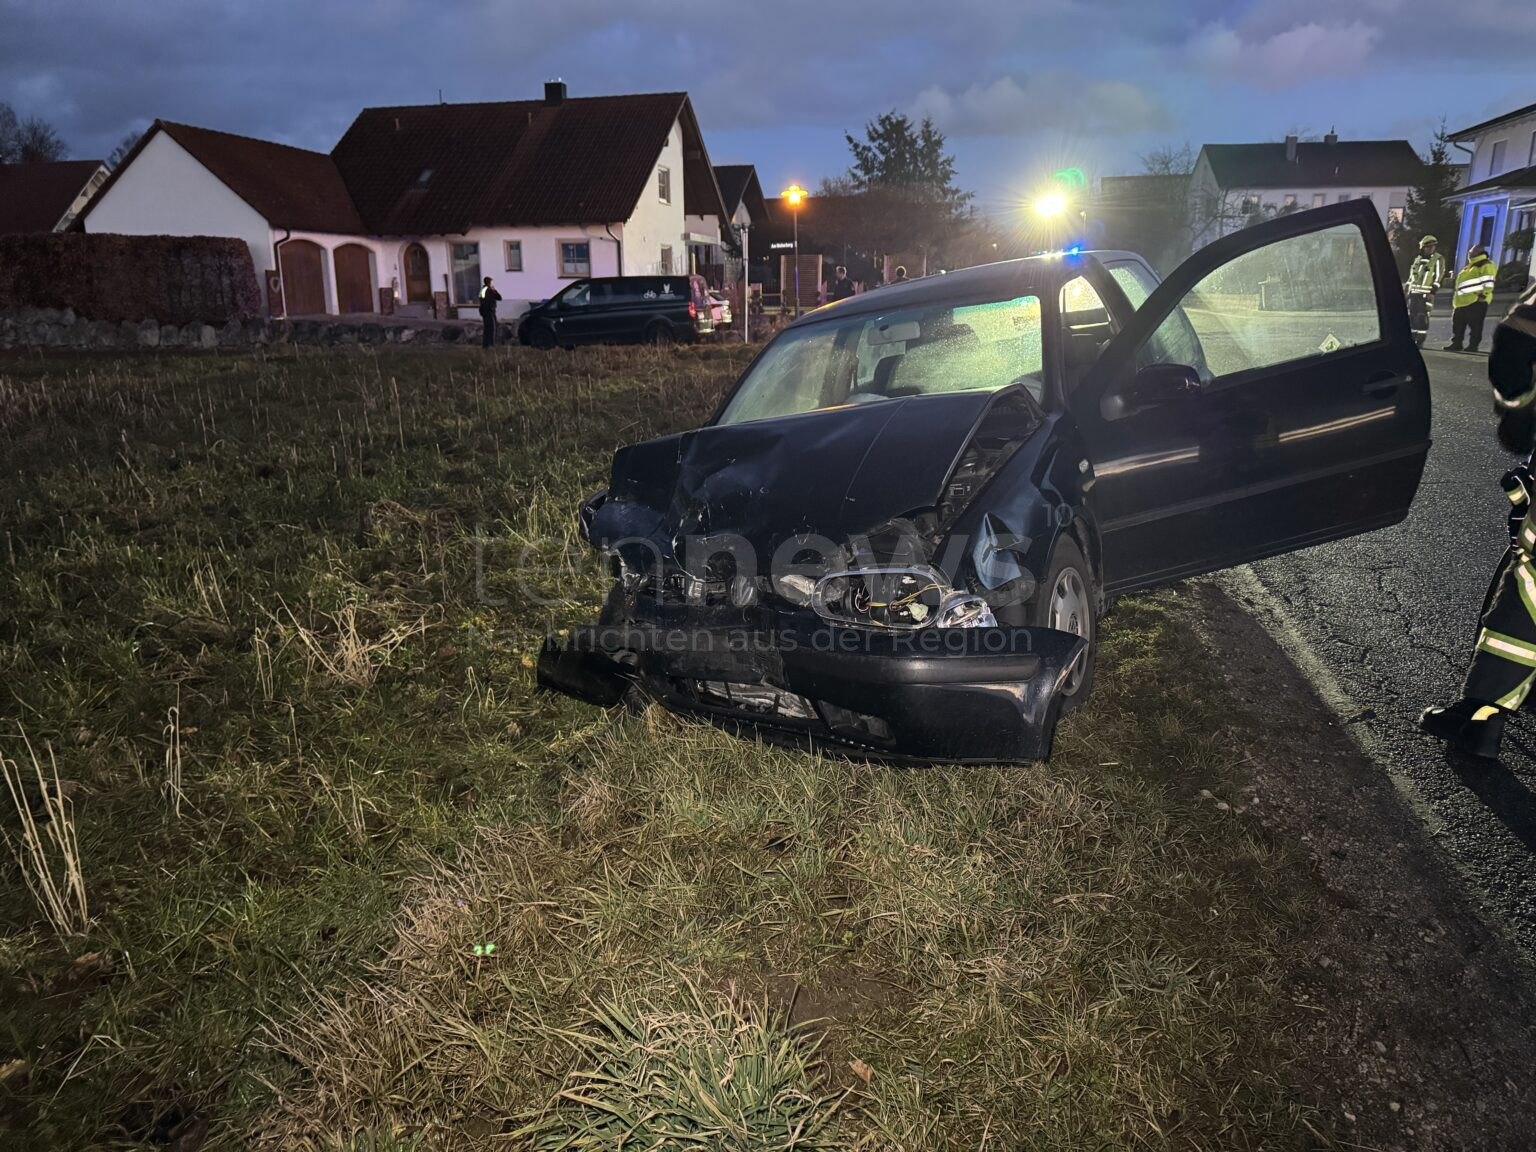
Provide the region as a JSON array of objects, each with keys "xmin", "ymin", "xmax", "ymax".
[{"xmin": 1071, "ymin": 199, "xmax": 1430, "ymax": 596}]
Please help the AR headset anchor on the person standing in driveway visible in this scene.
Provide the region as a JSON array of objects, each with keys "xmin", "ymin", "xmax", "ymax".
[
  {"xmin": 828, "ymin": 265, "xmax": 856, "ymax": 303},
  {"xmin": 478, "ymin": 276, "xmax": 502, "ymax": 348},
  {"xmin": 1420, "ymin": 282, "xmax": 1536, "ymax": 757},
  {"xmin": 1445, "ymin": 245, "xmax": 1498, "ymax": 352}
]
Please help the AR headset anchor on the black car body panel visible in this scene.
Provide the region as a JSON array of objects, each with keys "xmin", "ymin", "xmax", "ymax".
[{"xmin": 539, "ymin": 201, "xmax": 1431, "ymax": 762}]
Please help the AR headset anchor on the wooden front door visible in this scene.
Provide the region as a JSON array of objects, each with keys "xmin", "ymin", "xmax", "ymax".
[
  {"xmin": 334, "ymin": 244, "xmax": 373, "ymax": 314},
  {"xmin": 404, "ymin": 244, "xmax": 432, "ymax": 303},
  {"xmin": 280, "ymin": 240, "xmax": 327, "ymax": 316}
]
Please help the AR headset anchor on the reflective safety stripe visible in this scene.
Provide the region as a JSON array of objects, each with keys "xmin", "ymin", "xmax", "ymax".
[
  {"xmin": 1496, "ymin": 678, "xmax": 1534, "ymax": 710},
  {"xmin": 1473, "ymin": 705, "xmax": 1504, "ymax": 721},
  {"xmin": 1477, "ymin": 628, "xmax": 1536, "ymax": 666},
  {"xmin": 1520, "ymin": 518, "xmax": 1536, "ymax": 553},
  {"xmin": 1515, "ymin": 558, "xmax": 1536, "ymax": 621}
]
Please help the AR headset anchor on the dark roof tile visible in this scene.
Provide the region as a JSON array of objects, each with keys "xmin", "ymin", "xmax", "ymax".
[
  {"xmin": 334, "ymin": 93, "xmax": 725, "ymax": 233},
  {"xmin": 0, "ymin": 160, "xmax": 106, "ymax": 234},
  {"xmin": 1202, "ymin": 140, "xmax": 1422, "ymax": 189}
]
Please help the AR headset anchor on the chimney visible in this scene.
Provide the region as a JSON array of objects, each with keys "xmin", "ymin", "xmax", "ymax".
[
  {"xmin": 1324, "ymin": 129, "xmax": 1338, "ymax": 146},
  {"xmin": 544, "ymin": 80, "xmax": 567, "ymax": 107},
  {"xmin": 1284, "ymin": 134, "xmax": 1298, "ymax": 162}
]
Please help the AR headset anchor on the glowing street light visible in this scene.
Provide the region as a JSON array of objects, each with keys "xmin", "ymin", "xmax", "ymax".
[{"xmin": 783, "ymin": 183, "xmax": 807, "ymax": 316}]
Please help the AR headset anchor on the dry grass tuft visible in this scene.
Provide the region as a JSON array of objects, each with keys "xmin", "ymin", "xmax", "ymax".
[{"xmin": 1, "ymin": 732, "xmax": 89, "ymax": 939}]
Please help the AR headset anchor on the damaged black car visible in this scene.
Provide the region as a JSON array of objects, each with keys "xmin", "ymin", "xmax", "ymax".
[{"xmin": 539, "ymin": 201, "xmax": 1431, "ymax": 761}]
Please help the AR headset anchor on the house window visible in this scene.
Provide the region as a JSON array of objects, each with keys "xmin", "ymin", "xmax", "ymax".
[
  {"xmin": 1489, "ymin": 139, "xmax": 1507, "ymax": 177},
  {"xmin": 1282, "ymin": 194, "xmax": 1297, "ymax": 208},
  {"xmin": 1337, "ymin": 193, "xmax": 1351, "ymax": 203},
  {"xmin": 658, "ymin": 166, "xmax": 672, "ymax": 204},
  {"xmin": 1239, "ymin": 196, "xmax": 1256, "ymax": 214},
  {"xmin": 449, "ymin": 242, "xmax": 480, "ymax": 304},
  {"xmin": 659, "ymin": 245, "xmax": 673, "ymax": 275},
  {"xmin": 504, "ymin": 240, "xmax": 523, "ymax": 272},
  {"xmin": 1388, "ymin": 206, "xmax": 1405, "ymax": 228},
  {"xmin": 1312, "ymin": 193, "xmax": 1326, "ymax": 208},
  {"xmin": 559, "ymin": 240, "xmax": 591, "ymax": 278}
]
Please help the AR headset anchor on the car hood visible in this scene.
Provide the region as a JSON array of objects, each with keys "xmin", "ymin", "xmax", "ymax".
[{"xmin": 589, "ymin": 388, "xmax": 1036, "ymax": 561}]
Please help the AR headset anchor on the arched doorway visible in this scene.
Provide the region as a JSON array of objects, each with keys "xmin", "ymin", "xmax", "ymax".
[
  {"xmin": 334, "ymin": 244, "xmax": 374, "ymax": 314},
  {"xmin": 280, "ymin": 240, "xmax": 327, "ymax": 316},
  {"xmin": 403, "ymin": 243, "xmax": 432, "ymax": 304}
]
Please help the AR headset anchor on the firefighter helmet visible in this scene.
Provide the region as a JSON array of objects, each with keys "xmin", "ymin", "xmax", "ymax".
[{"xmin": 1420, "ymin": 235, "xmax": 1438, "ymax": 250}]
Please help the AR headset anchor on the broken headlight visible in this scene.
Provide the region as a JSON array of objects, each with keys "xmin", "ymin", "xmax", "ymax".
[
  {"xmin": 935, "ymin": 591, "xmax": 998, "ymax": 629},
  {"xmin": 812, "ymin": 566, "xmax": 964, "ymax": 630}
]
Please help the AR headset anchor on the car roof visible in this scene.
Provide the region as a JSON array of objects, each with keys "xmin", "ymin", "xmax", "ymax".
[{"xmin": 784, "ymin": 250, "xmax": 1149, "ymax": 329}]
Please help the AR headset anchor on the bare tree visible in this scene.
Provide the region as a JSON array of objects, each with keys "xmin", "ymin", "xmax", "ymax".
[
  {"xmin": 107, "ymin": 130, "xmax": 143, "ymax": 170},
  {"xmin": 0, "ymin": 102, "xmax": 69, "ymax": 163}
]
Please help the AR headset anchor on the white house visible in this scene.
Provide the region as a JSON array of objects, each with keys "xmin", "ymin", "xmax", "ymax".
[
  {"xmin": 1446, "ymin": 100, "xmax": 1536, "ymax": 289},
  {"xmin": 1188, "ymin": 135, "xmax": 1422, "ymax": 249},
  {"xmin": 711, "ymin": 164, "xmax": 769, "ymax": 285},
  {"xmin": 80, "ymin": 83, "xmax": 729, "ymax": 319}
]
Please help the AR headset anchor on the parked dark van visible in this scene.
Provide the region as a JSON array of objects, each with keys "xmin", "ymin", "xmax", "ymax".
[{"xmin": 519, "ymin": 274, "xmax": 714, "ymax": 348}]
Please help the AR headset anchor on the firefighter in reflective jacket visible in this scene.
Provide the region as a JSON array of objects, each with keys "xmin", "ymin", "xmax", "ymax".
[
  {"xmin": 1421, "ymin": 282, "xmax": 1536, "ymax": 756},
  {"xmin": 1406, "ymin": 235, "xmax": 1444, "ymax": 347},
  {"xmin": 1444, "ymin": 245, "xmax": 1498, "ymax": 352}
]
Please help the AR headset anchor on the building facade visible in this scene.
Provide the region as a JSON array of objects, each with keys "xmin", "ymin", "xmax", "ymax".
[
  {"xmin": 1188, "ymin": 136, "xmax": 1421, "ymax": 250},
  {"xmin": 1446, "ymin": 101, "xmax": 1536, "ymax": 290},
  {"xmin": 80, "ymin": 84, "xmax": 728, "ymax": 319}
]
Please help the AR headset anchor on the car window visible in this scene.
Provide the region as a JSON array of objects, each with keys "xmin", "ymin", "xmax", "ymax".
[
  {"xmin": 557, "ymin": 281, "xmax": 591, "ymax": 307},
  {"xmin": 717, "ymin": 293, "xmax": 1044, "ymax": 426},
  {"xmin": 1106, "ymin": 261, "xmax": 1157, "ymax": 309},
  {"xmin": 1060, "ymin": 275, "xmax": 1105, "ymax": 317},
  {"xmin": 1139, "ymin": 223, "xmax": 1381, "ymax": 382}
]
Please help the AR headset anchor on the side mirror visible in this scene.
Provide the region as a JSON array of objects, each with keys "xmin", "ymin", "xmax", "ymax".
[{"xmin": 1104, "ymin": 362, "xmax": 1202, "ymax": 420}]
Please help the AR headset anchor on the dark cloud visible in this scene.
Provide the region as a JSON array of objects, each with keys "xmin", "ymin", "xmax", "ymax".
[{"xmin": 0, "ymin": 0, "xmax": 1530, "ymax": 198}]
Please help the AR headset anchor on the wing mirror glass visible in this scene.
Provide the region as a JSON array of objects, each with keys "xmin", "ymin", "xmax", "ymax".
[{"xmin": 1104, "ymin": 362, "xmax": 1202, "ymax": 419}]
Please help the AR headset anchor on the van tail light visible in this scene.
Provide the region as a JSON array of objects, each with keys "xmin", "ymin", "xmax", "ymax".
[{"xmin": 688, "ymin": 300, "xmax": 697, "ymax": 319}]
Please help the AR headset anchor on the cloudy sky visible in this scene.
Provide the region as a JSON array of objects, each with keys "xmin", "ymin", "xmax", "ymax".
[{"xmin": 3, "ymin": 0, "xmax": 1533, "ymax": 210}]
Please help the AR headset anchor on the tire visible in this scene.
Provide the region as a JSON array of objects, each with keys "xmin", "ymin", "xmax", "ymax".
[
  {"xmin": 646, "ymin": 322, "xmax": 674, "ymax": 347},
  {"xmin": 1029, "ymin": 537, "xmax": 1097, "ymax": 708},
  {"xmin": 527, "ymin": 323, "xmax": 556, "ymax": 350}
]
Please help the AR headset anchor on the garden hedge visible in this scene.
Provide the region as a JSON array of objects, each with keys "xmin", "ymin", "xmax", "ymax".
[{"xmin": 0, "ymin": 233, "xmax": 261, "ymax": 325}]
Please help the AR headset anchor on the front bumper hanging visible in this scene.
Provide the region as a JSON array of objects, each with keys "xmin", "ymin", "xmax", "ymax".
[{"xmin": 537, "ymin": 614, "xmax": 1086, "ymax": 763}]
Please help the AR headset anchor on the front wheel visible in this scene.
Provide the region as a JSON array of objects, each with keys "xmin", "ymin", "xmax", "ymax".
[
  {"xmin": 527, "ymin": 323, "xmax": 557, "ymax": 350},
  {"xmin": 1029, "ymin": 538, "xmax": 1097, "ymax": 708}
]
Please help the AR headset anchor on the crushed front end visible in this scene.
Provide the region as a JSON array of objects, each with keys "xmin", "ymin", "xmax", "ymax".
[{"xmin": 537, "ymin": 389, "xmax": 1086, "ymax": 763}]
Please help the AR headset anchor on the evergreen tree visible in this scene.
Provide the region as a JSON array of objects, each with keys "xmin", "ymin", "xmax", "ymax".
[{"xmin": 1396, "ymin": 124, "xmax": 1462, "ymax": 275}]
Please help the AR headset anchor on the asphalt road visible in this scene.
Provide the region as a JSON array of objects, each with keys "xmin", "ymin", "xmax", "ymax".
[{"xmin": 1238, "ymin": 304, "xmax": 1536, "ymax": 958}]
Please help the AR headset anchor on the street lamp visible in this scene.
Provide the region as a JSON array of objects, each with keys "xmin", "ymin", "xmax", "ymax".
[{"xmin": 783, "ymin": 183, "xmax": 806, "ymax": 316}]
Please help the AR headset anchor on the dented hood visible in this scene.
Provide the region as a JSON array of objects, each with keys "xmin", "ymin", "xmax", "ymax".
[{"xmin": 590, "ymin": 390, "xmax": 1018, "ymax": 556}]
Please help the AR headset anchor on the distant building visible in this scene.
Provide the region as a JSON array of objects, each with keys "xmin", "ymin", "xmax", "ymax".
[
  {"xmin": 0, "ymin": 160, "xmax": 109, "ymax": 234},
  {"xmin": 1445, "ymin": 100, "xmax": 1536, "ymax": 288},
  {"xmin": 1096, "ymin": 172, "xmax": 1192, "ymax": 273},
  {"xmin": 79, "ymin": 83, "xmax": 729, "ymax": 318},
  {"xmin": 1188, "ymin": 135, "xmax": 1422, "ymax": 250}
]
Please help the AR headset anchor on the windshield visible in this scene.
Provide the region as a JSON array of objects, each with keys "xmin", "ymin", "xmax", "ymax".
[{"xmin": 716, "ymin": 292, "xmax": 1045, "ymax": 426}]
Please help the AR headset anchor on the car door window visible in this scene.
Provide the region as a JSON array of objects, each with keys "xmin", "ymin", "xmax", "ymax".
[
  {"xmin": 1138, "ymin": 223, "xmax": 1381, "ymax": 382},
  {"xmin": 1106, "ymin": 262, "xmax": 1157, "ymax": 309}
]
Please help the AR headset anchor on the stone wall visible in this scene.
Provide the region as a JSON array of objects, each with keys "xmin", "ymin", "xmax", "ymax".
[{"xmin": 0, "ymin": 307, "xmax": 519, "ymax": 351}]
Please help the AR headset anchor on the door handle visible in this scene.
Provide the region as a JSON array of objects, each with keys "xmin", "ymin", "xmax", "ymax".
[{"xmin": 1362, "ymin": 371, "xmax": 1409, "ymax": 399}]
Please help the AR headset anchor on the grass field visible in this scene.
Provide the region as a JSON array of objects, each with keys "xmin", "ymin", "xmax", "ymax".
[{"xmin": 1, "ymin": 344, "xmax": 1329, "ymax": 1149}]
